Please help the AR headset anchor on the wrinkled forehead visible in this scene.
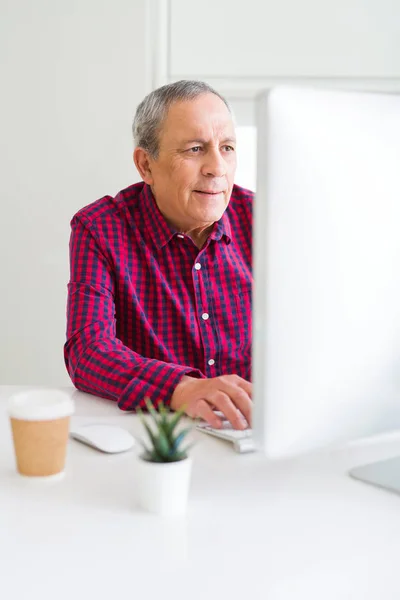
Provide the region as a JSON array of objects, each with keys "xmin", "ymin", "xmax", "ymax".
[{"xmin": 158, "ymin": 94, "xmax": 236, "ymax": 147}]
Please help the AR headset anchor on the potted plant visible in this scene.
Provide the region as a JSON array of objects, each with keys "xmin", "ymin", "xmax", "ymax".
[{"xmin": 136, "ymin": 398, "xmax": 193, "ymax": 516}]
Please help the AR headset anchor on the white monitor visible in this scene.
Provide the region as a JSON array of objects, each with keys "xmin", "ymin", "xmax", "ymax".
[{"xmin": 253, "ymin": 86, "xmax": 400, "ymax": 459}]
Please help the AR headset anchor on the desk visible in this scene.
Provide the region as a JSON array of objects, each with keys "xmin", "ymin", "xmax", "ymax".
[{"xmin": 1, "ymin": 385, "xmax": 400, "ymax": 599}]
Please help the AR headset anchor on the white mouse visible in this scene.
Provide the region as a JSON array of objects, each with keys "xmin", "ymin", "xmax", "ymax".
[{"xmin": 69, "ymin": 424, "xmax": 135, "ymax": 453}]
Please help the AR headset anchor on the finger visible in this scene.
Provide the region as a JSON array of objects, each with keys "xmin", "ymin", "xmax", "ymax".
[
  {"xmin": 194, "ymin": 399, "xmax": 223, "ymax": 429},
  {"xmin": 236, "ymin": 377, "xmax": 252, "ymax": 399},
  {"xmin": 232, "ymin": 388, "xmax": 253, "ymax": 426},
  {"xmin": 220, "ymin": 384, "xmax": 253, "ymax": 427},
  {"xmin": 209, "ymin": 391, "xmax": 247, "ymax": 430}
]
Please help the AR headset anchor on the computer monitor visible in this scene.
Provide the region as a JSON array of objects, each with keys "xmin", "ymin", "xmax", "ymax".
[{"xmin": 253, "ymin": 86, "xmax": 400, "ymax": 459}]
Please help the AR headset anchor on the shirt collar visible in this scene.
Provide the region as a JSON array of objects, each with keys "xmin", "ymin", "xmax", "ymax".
[
  {"xmin": 140, "ymin": 184, "xmax": 232, "ymax": 250},
  {"xmin": 209, "ymin": 209, "xmax": 232, "ymax": 244}
]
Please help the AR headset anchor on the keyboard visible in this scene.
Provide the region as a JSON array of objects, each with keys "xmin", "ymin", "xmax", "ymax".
[{"xmin": 196, "ymin": 419, "xmax": 255, "ymax": 453}]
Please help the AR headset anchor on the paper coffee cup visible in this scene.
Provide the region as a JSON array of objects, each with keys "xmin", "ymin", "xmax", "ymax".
[{"xmin": 8, "ymin": 390, "xmax": 75, "ymax": 478}]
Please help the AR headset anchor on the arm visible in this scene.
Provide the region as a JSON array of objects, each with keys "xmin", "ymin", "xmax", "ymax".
[{"xmin": 64, "ymin": 216, "xmax": 203, "ymax": 410}]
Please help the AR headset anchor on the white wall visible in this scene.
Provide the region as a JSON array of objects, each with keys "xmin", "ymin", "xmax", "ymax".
[
  {"xmin": 170, "ymin": 0, "xmax": 400, "ymax": 79},
  {"xmin": 0, "ymin": 0, "xmax": 148, "ymax": 385}
]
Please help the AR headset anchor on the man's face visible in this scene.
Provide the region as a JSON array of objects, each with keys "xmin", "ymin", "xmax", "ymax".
[{"xmin": 145, "ymin": 93, "xmax": 237, "ymax": 232}]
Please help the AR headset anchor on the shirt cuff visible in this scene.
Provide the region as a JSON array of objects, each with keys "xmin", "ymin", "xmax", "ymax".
[{"xmin": 117, "ymin": 361, "xmax": 205, "ymax": 411}]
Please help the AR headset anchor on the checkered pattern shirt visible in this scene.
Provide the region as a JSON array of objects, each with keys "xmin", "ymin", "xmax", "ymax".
[{"xmin": 64, "ymin": 182, "xmax": 253, "ymax": 410}]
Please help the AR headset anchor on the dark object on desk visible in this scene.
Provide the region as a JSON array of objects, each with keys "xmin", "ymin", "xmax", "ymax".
[{"xmin": 349, "ymin": 456, "xmax": 400, "ymax": 495}]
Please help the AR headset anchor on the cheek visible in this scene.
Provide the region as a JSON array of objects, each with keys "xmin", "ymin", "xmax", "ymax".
[
  {"xmin": 172, "ymin": 163, "xmax": 197, "ymax": 190},
  {"xmin": 225, "ymin": 162, "xmax": 236, "ymax": 186},
  {"xmin": 229, "ymin": 155, "xmax": 237, "ymax": 174}
]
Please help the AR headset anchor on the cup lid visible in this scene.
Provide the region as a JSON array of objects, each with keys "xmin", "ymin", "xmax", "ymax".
[{"xmin": 8, "ymin": 389, "xmax": 75, "ymax": 421}]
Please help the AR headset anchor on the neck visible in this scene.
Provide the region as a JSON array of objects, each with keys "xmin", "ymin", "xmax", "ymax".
[
  {"xmin": 185, "ymin": 224, "xmax": 214, "ymax": 249},
  {"xmin": 162, "ymin": 212, "xmax": 214, "ymax": 249}
]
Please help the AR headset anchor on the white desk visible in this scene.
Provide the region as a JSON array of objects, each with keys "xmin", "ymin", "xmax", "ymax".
[{"xmin": 1, "ymin": 385, "xmax": 400, "ymax": 599}]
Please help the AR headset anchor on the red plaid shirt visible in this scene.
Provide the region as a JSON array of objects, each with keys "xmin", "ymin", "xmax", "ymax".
[{"xmin": 64, "ymin": 182, "xmax": 253, "ymax": 410}]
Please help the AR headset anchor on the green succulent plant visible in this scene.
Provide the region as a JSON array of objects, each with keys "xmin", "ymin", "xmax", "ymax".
[{"xmin": 137, "ymin": 397, "xmax": 193, "ymax": 463}]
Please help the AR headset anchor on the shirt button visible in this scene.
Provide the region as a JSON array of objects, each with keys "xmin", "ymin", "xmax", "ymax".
[
  {"xmin": 201, "ymin": 313, "xmax": 209, "ymax": 320},
  {"xmin": 194, "ymin": 263, "xmax": 202, "ymax": 270},
  {"xmin": 177, "ymin": 234, "xmax": 184, "ymax": 239},
  {"xmin": 208, "ymin": 359, "xmax": 215, "ymax": 366}
]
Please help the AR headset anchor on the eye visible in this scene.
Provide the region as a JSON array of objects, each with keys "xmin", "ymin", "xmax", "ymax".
[
  {"xmin": 222, "ymin": 145, "xmax": 235, "ymax": 152},
  {"xmin": 188, "ymin": 146, "xmax": 202, "ymax": 153}
]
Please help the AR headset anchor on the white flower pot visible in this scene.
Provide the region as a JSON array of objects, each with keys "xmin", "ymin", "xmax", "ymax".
[{"xmin": 135, "ymin": 456, "xmax": 192, "ymax": 517}]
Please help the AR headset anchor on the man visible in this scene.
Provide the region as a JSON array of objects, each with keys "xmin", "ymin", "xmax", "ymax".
[{"xmin": 64, "ymin": 80, "xmax": 253, "ymax": 430}]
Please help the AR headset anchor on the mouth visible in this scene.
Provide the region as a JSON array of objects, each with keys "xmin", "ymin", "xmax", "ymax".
[{"xmin": 193, "ymin": 190, "xmax": 225, "ymax": 196}]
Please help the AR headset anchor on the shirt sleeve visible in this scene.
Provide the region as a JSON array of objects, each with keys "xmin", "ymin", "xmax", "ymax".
[{"xmin": 64, "ymin": 216, "xmax": 204, "ymax": 410}]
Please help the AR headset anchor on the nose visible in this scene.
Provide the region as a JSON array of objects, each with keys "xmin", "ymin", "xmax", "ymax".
[{"xmin": 201, "ymin": 149, "xmax": 227, "ymax": 178}]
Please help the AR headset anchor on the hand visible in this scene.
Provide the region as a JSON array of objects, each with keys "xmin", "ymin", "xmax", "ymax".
[{"xmin": 170, "ymin": 375, "xmax": 252, "ymax": 430}]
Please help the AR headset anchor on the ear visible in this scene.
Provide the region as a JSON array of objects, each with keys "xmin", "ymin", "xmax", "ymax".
[{"xmin": 133, "ymin": 147, "xmax": 155, "ymax": 185}]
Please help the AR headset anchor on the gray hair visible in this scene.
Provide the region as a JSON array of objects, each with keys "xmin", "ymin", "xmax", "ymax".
[{"xmin": 132, "ymin": 80, "xmax": 233, "ymax": 158}]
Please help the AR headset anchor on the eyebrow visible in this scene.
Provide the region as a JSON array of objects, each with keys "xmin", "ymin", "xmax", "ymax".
[{"xmin": 182, "ymin": 137, "xmax": 236, "ymax": 145}]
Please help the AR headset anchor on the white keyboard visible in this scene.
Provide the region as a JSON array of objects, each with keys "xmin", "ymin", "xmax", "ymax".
[{"xmin": 196, "ymin": 419, "xmax": 255, "ymax": 453}]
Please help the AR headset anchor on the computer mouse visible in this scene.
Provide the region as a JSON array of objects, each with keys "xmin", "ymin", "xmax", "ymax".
[{"xmin": 69, "ymin": 424, "xmax": 135, "ymax": 453}]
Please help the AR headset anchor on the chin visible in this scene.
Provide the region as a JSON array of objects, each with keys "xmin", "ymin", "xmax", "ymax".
[
  {"xmin": 202, "ymin": 201, "xmax": 228, "ymax": 219},
  {"xmin": 199, "ymin": 208, "xmax": 225, "ymax": 223}
]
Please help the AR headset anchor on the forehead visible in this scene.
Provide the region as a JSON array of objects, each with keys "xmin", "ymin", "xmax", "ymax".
[{"xmin": 159, "ymin": 94, "xmax": 235, "ymax": 144}]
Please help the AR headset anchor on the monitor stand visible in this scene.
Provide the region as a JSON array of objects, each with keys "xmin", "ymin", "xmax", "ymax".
[{"xmin": 349, "ymin": 456, "xmax": 400, "ymax": 495}]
